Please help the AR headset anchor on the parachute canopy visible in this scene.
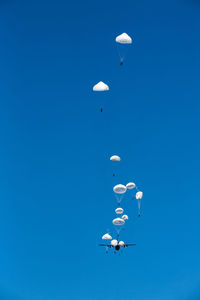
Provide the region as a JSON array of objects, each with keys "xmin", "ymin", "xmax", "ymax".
[
  {"xmin": 113, "ymin": 184, "xmax": 127, "ymax": 194},
  {"xmin": 122, "ymin": 214, "xmax": 128, "ymax": 220},
  {"xmin": 102, "ymin": 233, "xmax": 112, "ymax": 240},
  {"xmin": 111, "ymin": 239, "xmax": 118, "ymax": 246},
  {"xmin": 110, "ymin": 155, "xmax": 121, "ymax": 162},
  {"xmin": 112, "ymin": 217, "xmax": 125, "ymax": 226},
  {"xmin": 126, "ymin": 182, "xmax": 136, "ymax": 189},
  {"xmin": 115, "ymin": 207, "xmax": 124, "ymax": 214},
  {"xmin": 93, "ymin": 81, "xmax": 109, "ymax": 92},
  {"xmin": 116, "ymin": 33, "xmax": 132, "ymax": 44},
  {"xmin": 136, "ymin": 191, "xmax": 143, "ymax": 200},
  {"xmin": 119, "ymin": 241, "xmax": 125, "ymax": 247}
]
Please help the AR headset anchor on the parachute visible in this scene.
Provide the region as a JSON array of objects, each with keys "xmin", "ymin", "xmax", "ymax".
[
  {"xmin": 115, "ymin": 33, "xmax": 132, "ymax": 44},
  {"xmin": 93, "ymin": 81, "xmax": 109, "ymax": 92},
  {"xmin": 113, "ymin": 184, "xmax": 127, "ymax": 205},
  {"xmin": 115, "ymin": 33, "xmax": 132, "ymax": 65},
  {"xmin": 102, "ymin": 233, "xmax": 112, "ymax": 240},
  {"xmin": 126, "ymin": 182, "xmax": 136, "ymax": 189},
  {"xmin": 113, "ymin": 184, "xmax": 127, "ymax": 194},
  {"xmin": 136, "ymin": 191, "xmax": 143, "ymax": 217},
  {"xmin": 122, "ymin": 214, "xmax": 128, "ymax": 221},
  {"xmin": 112, "ymin": 218, "xmax": 125, "ymax": 226},
  {"xmin": 119, "ymin": 241, "xmax": 125, "ymax": 247},
  {"xmin": 110, "ymin": 155, "xmax": 121, "ymax": 177},
  {"xmin": 92, "ymin": 81, "xmax": 109, "ymax": 112},
  {"xmin": 115, "ymin": 207, "xmax": 124, "ymax": 214},
  {"xmin": 110, "ymin": 155, "xmax": 121, "ymax": 162},
  {"xmin": 112, "ymin": 217, "xmax": 125, "ymax": 234},
  {"xmin": 126, "ymin": 182, "xmax": 136, "ymax": 201},
  {"xmin": 111, "ymin": 239, "xmax": 118, "ymax": 247},
  {"xmin": 136, "ymin": 191, "xmax": 143, "ymax": 199}
]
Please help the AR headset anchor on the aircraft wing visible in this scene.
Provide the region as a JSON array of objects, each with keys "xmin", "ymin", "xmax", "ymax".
[
  {"xmin": 98, "ymin": 244, "xmax": 112, "ymax": 247},
  {"xmin": 125, "ymin": 244, "xmax": 136, "ymax": 247}
]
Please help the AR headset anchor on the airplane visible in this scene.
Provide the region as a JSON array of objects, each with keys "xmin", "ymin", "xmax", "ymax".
[{"xmin": 99, "ymin": 240, "xmax": 136, "ymax": 253}]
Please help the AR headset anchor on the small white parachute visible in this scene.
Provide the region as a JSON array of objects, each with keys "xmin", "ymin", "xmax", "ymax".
[
  {"xmin": 119, "ymin": 241, "xmax": 125, "ymax": 247},
  {"xmin": 115, "ymin": 207, "xmax": 124, "ymax": 214},
  {"xmin": 122, "ymin": 214, "xmax": 129, "ymax": 221},
  {"xmin": 113, "ymin": 184, "xmax": 127, "ymax": 194},
  {"xmin": 93, "ymin": 81, "xmax": 109, "ymax": 92},
  {"xmin": 115, "ymin": 33, "xmax": 132, "ymax": 44},
  {"xmin": 111, "ymin": 239, "xmax": 118, "ymax": 246},
  {"xmin": 112, "ymin": 218, "xmax": 125, "ymax": 226},
  {"xmin": 136, "ymin": 191, "xmax": 143, "ymax": 200},
  {"xmin": 110, "ymin": 155, "xmax": 121, "ymax": 162},
  {"xmin": 126, "ymin": 182, "xmax": 136, "ymax": 190},
  {"xmin": 102, "ymin": 233, "xmax": 112, "ymax": 240}
]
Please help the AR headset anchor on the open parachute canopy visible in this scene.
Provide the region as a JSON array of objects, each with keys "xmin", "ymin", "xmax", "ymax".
[
  {"xmin": 126, "ymin": 182, "xmax": 136, "ymax": 189},
  {"xmin": 111, "ymin": 239, "xmax": 118, "ymax": 246},
  {"xmin": 115, "ymin": 207, "xmax": 124, "ymax": 214},
  {"xmin": 115, "ymin": 33, "xmax": 132, "ymax": 44},
  {"xmin": 119, "ymin": 241, "xmax": 125, "ymax": 247},
  {"xmin": 102, "ymin": 233, "xmax": 112, "ymax": 240},
  {"xmin": 93, "ymin": 81, "xmax": 109, "ymax": 92},
  {"xmin": 136, "ymin": 191, "xmax": 143, "ymax": 200},
  {"xmin": 110, "ymin": 155, "xmax": 121, "ymax": 162},
  {"xmin": 113, "ymin": 184, "xmax": 127, "ymax": 194},
  {"xmin": 112, "ymin": 217, "xmax": 125, "ymax": 226},
  {"xmin": 122, "ymin": 214, "xmax": 129, "ymax": 221}
]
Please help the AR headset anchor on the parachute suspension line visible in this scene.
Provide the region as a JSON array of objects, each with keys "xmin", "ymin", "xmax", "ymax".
[
  {"xmin": 135, "ymin": 185, "xmax": 139, "ymax": 192},
  {"xmin": 117, "ymin": 232, "xmax": 119, "ymax": 241},
  {"xmin": 115, "ymin": 194, "xmax": 124, "ymax": 206},
  {"xmin": 116, "ymin": 43, "xmax": 131, "ymax": 65},
  {"xmin": 138, "ymin": 199, "xmax": 141, "ymax": 217},
  {"xmin": 116, "ymin": 43, "xmax": 123, "ymax": 62}
]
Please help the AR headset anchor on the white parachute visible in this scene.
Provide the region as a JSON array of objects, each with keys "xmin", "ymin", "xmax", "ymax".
[
  {"xmin": 110, "ymin": 155, "xmax": 121, "ymax": 162},
  {"xmin": 126, "ymin": 182, "xmax": 136, "ymax": 189},
  {"xmin": 115, "ymin": 33, "xmax": 132, "ymax": 44},
  {"xmin": 112, "ymin": 218, "xmax": 125, "ymax": 226},
  {"xmin": 111, "ymin": 239, "xmax": 118, "ymax": 247},
  {"xmin": 119, "ymin": 241, "xmax": 125, "ymax": 247},
  {"xmin": 136, "ymin": 191, "xmax": 143, "ymax": 217},
  {"xmin": 110, "ymin": 155, "xmax": 121, "ymax": 177},
  {"xmin": 93, "ymin": 81, "xmax": 109, "ymax": 112},
  {"xmin": 122, "ymin": 214, "xmax": 128, "ymax": 221},
  {"xmin": 136, "ymin": 191, "xmax": 143, "ymax": 199},
  {"xmin": 113, "ymin": 184, "xmax": 127, "ymax": 194},
  {"xmin": 115, "ymin": 33, "xmax": 132, "ymax": 65},
  {"xmin": 115, "ymin": 207, "xmax": 124, "ymax": 214},
  {"xmin": 102, "ymin": 233, "xmax": 112, "ymax": 240},
  {"xmin": 113, "ymin": 184, "xmax": 127, "ymax": 205},
  {"xmin": 93, "ymin": 81, "xmax": 109, "ymax": 92}
]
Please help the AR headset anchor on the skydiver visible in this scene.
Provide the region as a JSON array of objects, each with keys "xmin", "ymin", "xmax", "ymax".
[
  {"xmin": 120, "ymin": 60, "xmax": 123, "ymax": 66},
  {"xmin": 100, "ymin": 108, "xmax": 103, "ymax": 112},
  {"xmin": 112, "ymin": 173, "xmax": 115, "ymax": 177}
]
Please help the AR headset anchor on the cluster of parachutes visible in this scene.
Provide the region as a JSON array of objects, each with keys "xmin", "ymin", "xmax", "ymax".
[
  {"xmin": 92, "ymin": 33, "xmax": 143, "ymax": 248},
  {"xmin": 101, "ymin": 154, "xmax": 143, "ymax": 244}
]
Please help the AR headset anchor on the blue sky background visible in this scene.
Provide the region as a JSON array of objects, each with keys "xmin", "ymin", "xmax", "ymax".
[{"xmin": 0, "ymin": 0, "xmax": 200, "ymax": 299}]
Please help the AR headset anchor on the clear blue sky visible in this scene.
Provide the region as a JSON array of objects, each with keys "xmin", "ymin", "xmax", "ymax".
[{"xmin": 0, "ymin": 0, "xmax": 200, "ymax": 299}]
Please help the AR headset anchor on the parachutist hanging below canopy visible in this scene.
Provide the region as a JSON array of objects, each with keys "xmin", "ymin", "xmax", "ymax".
[
  {"xmin": 115, "ymin": 33, "xmax": 132, "ymax": 65},
  {"xmin": 92, "ymin": 81, "xmax": 109, "ymax": 112}
]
